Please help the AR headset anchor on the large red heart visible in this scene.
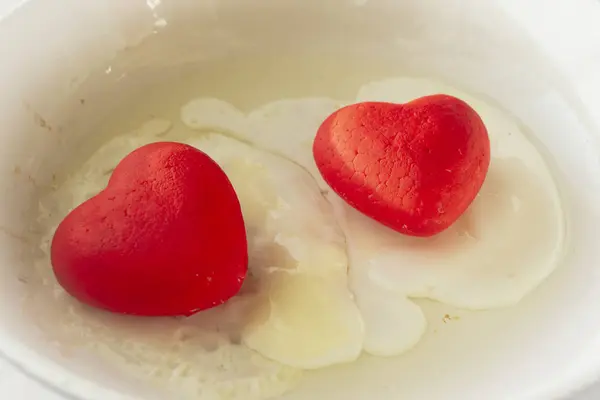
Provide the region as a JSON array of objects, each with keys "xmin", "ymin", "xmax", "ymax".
[
  {"xmin": 313, "ymin": 95, "xmax": 490, "ymax": 237},
  {"xmin": 51, "ymin": 142, "xmax": 248, "ymax": 316}
]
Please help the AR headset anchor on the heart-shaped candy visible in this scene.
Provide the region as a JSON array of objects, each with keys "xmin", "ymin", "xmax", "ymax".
[
  {"xmin": 313, "ymin": 95, "xmax": 490, "ymax": 237},
  {"xmin": 51, "ymin": 142, "xmax": 248, "ymax": 316}
]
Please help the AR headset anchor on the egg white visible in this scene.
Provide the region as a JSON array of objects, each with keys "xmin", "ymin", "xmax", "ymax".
[
  {"xmin": 37, "ymin": 121, "xmax": 365, "ymax": 400},
  {"xmin": 182, "ymin": 78, "xmax": 565, "ymax": 357}
]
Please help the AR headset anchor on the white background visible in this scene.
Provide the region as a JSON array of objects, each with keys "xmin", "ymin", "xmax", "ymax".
[{"xmin": 0, "ymin": 0, "xmax": 599, "ymax": 398}]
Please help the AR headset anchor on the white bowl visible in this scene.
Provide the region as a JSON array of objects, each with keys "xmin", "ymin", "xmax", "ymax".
[{"xmin": 1, "ymin": 0, "xmax": 600, "ymax": 399}]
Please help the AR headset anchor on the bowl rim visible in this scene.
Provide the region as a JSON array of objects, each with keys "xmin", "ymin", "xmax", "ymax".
[{"xmin": 0, "ymin": 338, "xmax": 136, "ymax": 400}]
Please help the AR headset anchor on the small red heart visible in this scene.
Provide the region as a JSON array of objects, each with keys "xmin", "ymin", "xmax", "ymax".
[
  {"xmin": 313, "ymin": 95, "xmax": 490, "ymax": 237},
  {"xmin": 51, "ymin": 142, "xmax": 248, "ymax": 316}
]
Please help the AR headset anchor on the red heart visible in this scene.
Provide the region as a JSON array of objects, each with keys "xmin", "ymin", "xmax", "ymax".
[
  {"xmin": 313, "ymin": 95, "xmax": 490, "ymax": 237},
  {"xmin": 50, "ymin": 142, "xmax": 248, "ymax": 316}
]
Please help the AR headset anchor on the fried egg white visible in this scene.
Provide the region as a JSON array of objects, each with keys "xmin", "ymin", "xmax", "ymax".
[
  {"xmin": 182, "ymin": 78, "xmax": 565, "ymax": 357},
  {"xmin": 35, "ymin": 119, "xmax": 365, "ymax": 400}
]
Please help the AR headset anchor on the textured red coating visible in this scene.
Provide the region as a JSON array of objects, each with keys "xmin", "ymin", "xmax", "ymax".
[
  {"xmin": 51, "ymin": 142, "xmax": 248, "ymax": 316},
  {"xmin": 313, "ymin": 95, "xmax": 490, "ymax": 237}
]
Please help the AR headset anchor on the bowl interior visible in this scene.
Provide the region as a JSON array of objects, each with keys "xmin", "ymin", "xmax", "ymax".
[{"xmin": 1, "ymin": 1, "xmax": 600, "ymax": 399}]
